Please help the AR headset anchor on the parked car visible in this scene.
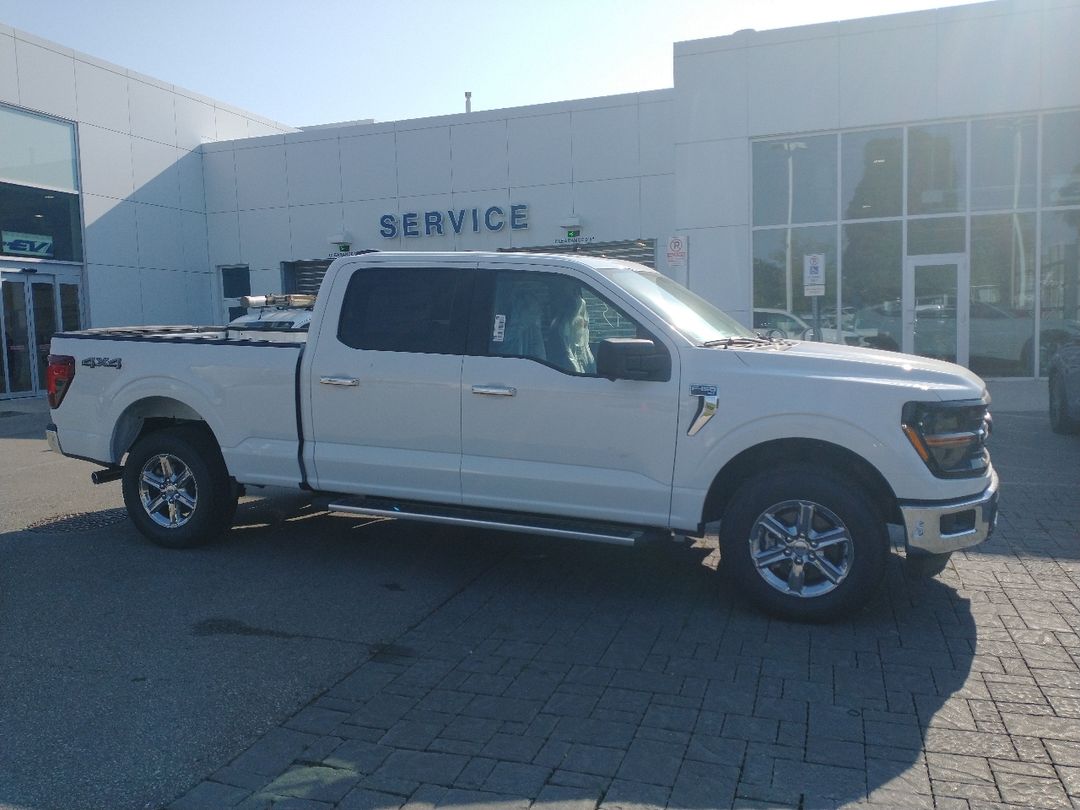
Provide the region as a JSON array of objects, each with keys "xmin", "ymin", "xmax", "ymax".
[
  {"xmin": 46, "ymin": 252, "xmax": 997, "ymax": 621},
  {"xmin": 752, "ymin": 308, "xmax": 882, "ymax": 347},
  {"xmin": 853, "ymin": 300, "xmax": 1080, "ymax": 374},
  {"xmin": 1049, "ymin": 338, "xmax": 1080, "ymax": 434}
]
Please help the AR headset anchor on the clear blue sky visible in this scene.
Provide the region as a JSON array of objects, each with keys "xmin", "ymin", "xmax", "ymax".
[{"xmin": 1, "ymin": 0, "xmax": 981, "ymax": 127}]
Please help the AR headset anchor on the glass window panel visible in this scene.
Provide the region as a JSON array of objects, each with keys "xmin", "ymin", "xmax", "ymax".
[
  {"xmin": 60, "ymin": 284, "xmax": 80, "ymax": 331},
  {"xmin": 843, "ymin": 221, "xmax": 903, "ymax": 352},
  {"xmin": 841, "ymin": 128, "xmax": 902, "ymax": 220},
  {"xmin": 221, "ymin": 266, "xmax": 251, "ymax": 299},
  {"xmin": 908, "ymin": 217, "xmax": 965, "ymax": 255},
  {"xmin": 488, "ymin": 271, "xmax": 649, "ymax": 375},
  {"xmin": 752, "ymin": 226, "xmax": 838, "ymax": 341},
  {"xmin": 2, "ymin": 280, "xmax": 33, "ymax": 392},
  {"xmin": 1042, "ymin": 110, "xmax": 1080, "ymax": 208},
  {"xmin": 908, "ymin": 123, "xmax": 966, "ymax": 215},
  {"xmin": 0, "ymin": 105, "xmax": 78, "ymax": 192},
  {"xmin": 0, "ymin": 182, "xmax": 83, "ymax": 262},
  {"xmin": 971, "ymin": 117, "xmax": 1036, "ymax": 211},
  {"xmin": 1042, "ymin": 211, "xmax": 1080, "ymax": 375},
  {"xmin": 913, "ymin": 263, "xmax": 958, "ymax": 363},
  {"xmin": 31, "ymin": 281, "xmax": 57, "ymax": 385},
  {"xmin": 970, "ymin": 214, "xmax": 1036, "ymax": 377},
  {"xmin": 338, "ymin": 268, "xmax": 465, "ymax": 354},
  {"xmin": 752, "ymin": 134, "xmax": 837, "ymax": 226}
]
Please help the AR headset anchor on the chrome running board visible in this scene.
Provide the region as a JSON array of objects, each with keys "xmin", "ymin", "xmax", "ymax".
[{"xmin": 327, "ymin": 497, "xmax": 645, "ymax": 546}]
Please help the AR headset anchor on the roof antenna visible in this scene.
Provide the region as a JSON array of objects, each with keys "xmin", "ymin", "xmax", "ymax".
[{"xmin": 465, "ymin": 91, "xmax": 472, "ymax": 113}]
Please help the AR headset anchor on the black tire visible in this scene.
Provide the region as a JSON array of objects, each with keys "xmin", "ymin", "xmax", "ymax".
[
  {"xmin": 904, "ymin": 551, "xmax": 952, "ymax": 579},
  {"xmin": 1050, "ymin": 373, "xmax": 1080, "ymax": 435},
  {"xmin": 121, "ymin": 425, "xmax": 238, "ymax": 548},
  {"xmin": 718, "ymin": 464, "xmax": 888, "ymax": 622}
]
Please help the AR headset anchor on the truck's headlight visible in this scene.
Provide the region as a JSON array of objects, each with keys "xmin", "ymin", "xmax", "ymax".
[{"xmin": 902, "ymin": 400, "xmax": 990, "ymax": 478}]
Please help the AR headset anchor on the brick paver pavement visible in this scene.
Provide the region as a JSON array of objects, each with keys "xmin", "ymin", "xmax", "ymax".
[{"xmin": 168, "ymin": 412, "xmax": 1080, "ymax": 810}]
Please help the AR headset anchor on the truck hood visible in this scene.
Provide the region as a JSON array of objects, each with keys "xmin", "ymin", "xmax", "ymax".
[{"xmin": 731, "ymin": 341, "xmax": 989, "ymax": 402}]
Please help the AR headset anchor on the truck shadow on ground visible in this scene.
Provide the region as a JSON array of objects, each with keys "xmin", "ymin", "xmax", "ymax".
[
  {"xmin": 176, "ymin": 498, "xmax": 979, "ymax": 810},
  {"xmin": 2, "ymin": 495, "xmax": 978, "ymax": 810}
]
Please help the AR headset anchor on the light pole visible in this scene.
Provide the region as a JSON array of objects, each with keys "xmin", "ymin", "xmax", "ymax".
[{"xmin": 775, "ymin": 141, "xmax": 807, "ymax": 314}]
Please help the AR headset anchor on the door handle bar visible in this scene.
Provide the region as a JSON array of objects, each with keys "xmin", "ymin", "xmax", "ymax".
[
  {"xmin": 472, "ymin": 385, "xmax": 516, "ymax": 397},
  {"xmin": 320, "ymin": 376, "xmax": 360, "ymax": 386}
]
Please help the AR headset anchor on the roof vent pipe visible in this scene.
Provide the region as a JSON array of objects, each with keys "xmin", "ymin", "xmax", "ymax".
[{"xmin": 465, "ymin": 91, "xmax": 472, "ymax": 113}]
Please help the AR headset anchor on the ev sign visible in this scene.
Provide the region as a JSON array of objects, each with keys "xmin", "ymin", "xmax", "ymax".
[
  {"xmin": 803, "ymin": 253, "xmax": 825, "ymax": 297},
  {"xmin": 1, "ymin": 231, "xmax": 53, "ymax": 258}
]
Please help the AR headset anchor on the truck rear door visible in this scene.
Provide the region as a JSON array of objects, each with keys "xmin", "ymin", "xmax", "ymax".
[{"xmin": 305, "ymin": 263, "xmax": 472, "ymax": 503}]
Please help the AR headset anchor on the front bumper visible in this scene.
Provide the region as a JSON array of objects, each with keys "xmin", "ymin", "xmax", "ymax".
[{"xmin": 900, "ymin": 468, "xmax": 999, "ymax": 555}]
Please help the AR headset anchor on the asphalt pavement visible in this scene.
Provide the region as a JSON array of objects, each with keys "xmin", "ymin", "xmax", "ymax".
[{"xmin": 2, "ymin": 379, "xmax": 1079, "ymax": 810}]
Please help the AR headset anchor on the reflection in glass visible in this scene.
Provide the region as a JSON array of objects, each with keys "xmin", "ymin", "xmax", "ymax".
[
  {"xmin": 1042, "ymin": 110, "xmax": 1080, "ymax": 208},
  {"xmin": 913, "ymin": 263, "xmax": 958, "ymax": 363},
  {"xmin": 908, "ymin": 217, "xmax": 965, "ymax": 256},
  {"xmin": 841, "ymin": 129, "xmax": 902, "ymax": 220},
  {"xmin": 60, "ymin": 284, "xmax": 81, "ymax": 331},
  {"xmin": 1042, "ymin": 211, "xmax": 1080, "ymax": 374},
  {"xmin": 2, "ymin": 280, "xmax": 33, "ymax": 392},
  {"xmin": 752, "ymin": 135, "xmax": 837, "ymax": 227},
  {"xmin": 971, "ymin": 117, "xmax": 1036, "ymax": 211},
  {"xmin": 908, "ymin": 123, "xmax": 966, "ymax": 215},
  {"xmin": 844, "ymin": 222, "xmax": 902, "ymax": 351},
  {"xmin": 31, "ymin": 281, "xmax": 58, "ymax": 389},
  {"xmin": 0, "ymin": 105, "xmax": 79, "ymax": 192},
  {"xmin": 0, "ymin": 181, "xmax": 84, "ymax": 262},
  {"xmin": 970, "ymin": 215, "xmax": 1035, "ymax": 377},
  {"xmin": 753, "ymin": 226, "xmax": 838, "ymax": 341}
]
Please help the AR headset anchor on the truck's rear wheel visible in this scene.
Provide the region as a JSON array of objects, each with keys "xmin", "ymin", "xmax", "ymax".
[
  {"xmin": 718, "ymin": 465, "xmax": 888, "ymax": 621},
  {"xmin": 122, "ymin": 425, "xmax": 237, "ymax": 549}
]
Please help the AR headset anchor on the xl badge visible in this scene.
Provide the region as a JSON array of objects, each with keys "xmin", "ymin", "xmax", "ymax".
[{"xmin": 82, "ymin": 357, "xmax": 122, "ymax": 370}]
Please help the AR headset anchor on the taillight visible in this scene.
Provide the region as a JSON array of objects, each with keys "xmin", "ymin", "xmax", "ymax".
[{"xmin": 47, "ymin": 354, "xmax": 75, "ymax": 409}]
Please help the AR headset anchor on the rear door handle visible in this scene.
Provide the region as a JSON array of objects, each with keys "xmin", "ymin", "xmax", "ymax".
[
  {"xmin": 320, "ymin": 376, "xmax": 360, "ymax": 386},
  {"xmin": 472, "ymin": 385, "xmax": 516, "ymax": 397}
]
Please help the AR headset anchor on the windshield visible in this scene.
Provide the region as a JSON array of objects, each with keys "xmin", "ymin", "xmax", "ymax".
[{"xmin": 599, "ymin": 266, "xmax": 756, "ymax": 344}]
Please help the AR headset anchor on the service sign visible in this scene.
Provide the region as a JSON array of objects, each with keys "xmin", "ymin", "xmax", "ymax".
[{"xmin": 1, "ymin": 231, "xmax": 53, "ymax": 258}]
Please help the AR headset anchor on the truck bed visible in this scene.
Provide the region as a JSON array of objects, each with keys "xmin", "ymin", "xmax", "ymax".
[{"xmin": 49, "ymin": 328, "xmax": 305, "ymax": 489}]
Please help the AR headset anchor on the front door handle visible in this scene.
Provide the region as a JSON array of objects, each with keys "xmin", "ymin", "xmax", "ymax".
[
  {"xmin": 472, "ymin": 385, "xmax": 517, "ymax": 397},
  {"xmin": 320, "ymin": 376, "xmax": 360, "ymax": 387}
]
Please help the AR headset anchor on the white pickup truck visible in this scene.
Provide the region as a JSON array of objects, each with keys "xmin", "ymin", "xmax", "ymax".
[{"xmin": 46, "ymin": 251, "xmax": 997, "ymax": 620}]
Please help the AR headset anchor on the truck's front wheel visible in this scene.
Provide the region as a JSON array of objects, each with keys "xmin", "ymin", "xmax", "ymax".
[
  {"xmin": 121, "ymin": 425, "xmax": 237, "ymax": 549},
  {"xmin": 719, "ymin": 465, "xmax": 888, "ymax": 621}
]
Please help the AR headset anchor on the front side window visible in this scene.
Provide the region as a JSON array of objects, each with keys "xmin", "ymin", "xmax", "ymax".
[
  {"xmin": 487, "ymin": 271, "xmax": 644, "ymax": 375},
  {"xmin": 338, "ymin": 267, "xmax": 465, "ymax": 354}
]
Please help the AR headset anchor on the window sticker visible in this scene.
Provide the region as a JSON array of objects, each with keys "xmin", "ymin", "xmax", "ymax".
[{"xmin": 492, "ymin": 313, "xmax": 506, "ymax": 342}]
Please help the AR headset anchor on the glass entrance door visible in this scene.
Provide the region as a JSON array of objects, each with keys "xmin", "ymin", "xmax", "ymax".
[
  {"xmin": 0, "ymin": 272, "xmax": 81, "ymax": 397},
  {"xmin": 902, "ymin": 254, "xmax": 969, "ymax": 366}
]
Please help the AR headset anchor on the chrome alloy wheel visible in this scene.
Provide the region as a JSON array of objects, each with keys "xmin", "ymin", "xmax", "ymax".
[
  {"xmin": 748, "ymin": 499, "xmax": 854, "ymax": 598},
  {"xmin": 138, "ymin": 453, "xmax": 198, "ymax": 529}
]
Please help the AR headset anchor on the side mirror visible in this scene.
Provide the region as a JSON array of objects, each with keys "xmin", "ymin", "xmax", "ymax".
[{"xmin": 596, "ymin": 338, "xmax": 671, "ymax": 382}]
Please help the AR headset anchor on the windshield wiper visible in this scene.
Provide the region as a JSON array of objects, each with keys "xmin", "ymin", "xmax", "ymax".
[{"xmin": 701, "ymin": 335, "xmax": 773, "ymax": 348}]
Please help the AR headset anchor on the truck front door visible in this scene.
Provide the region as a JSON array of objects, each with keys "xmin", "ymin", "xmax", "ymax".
[{"xmin": 460, "ymin": 266, "xmax": 680, "ymax": 527}]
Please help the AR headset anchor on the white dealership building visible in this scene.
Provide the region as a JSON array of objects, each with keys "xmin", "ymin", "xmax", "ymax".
[{"xmin": 1, "ymin": 0, "xmax": 1079, "ymax": 398}]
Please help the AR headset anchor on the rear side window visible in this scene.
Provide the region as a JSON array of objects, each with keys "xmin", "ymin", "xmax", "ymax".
[{"xmin": 337, "ymin": 267, "xmax": 466, "ymax": 353}]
